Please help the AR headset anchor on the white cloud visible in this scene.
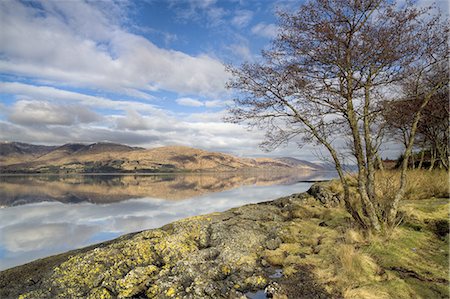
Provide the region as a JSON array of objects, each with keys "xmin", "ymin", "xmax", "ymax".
[
  {"xmin": 8, "ymin": 100, "xmax": 101, "ymax": 127},
  {"xmin": 169, "ymin": 0, "xmax": 227, "ymax": 27},
  {"xmin": 0, "ymin": 82, "xmax": 160, "ymax": 113},
  {"xmin": 175, "ymin": 97, "xmax": 233, "ymax": 108},
  {"xmin": 251, "ymin": 22, "xmax": 278, "ymax": 39},
  {"xmin": 205, "ymin": 99, "xmax": 233, "ymax": 108},
  {"xmin": 231, "ymin": 10, "xmax": 253, "ymax": 28},
  {"xmin": 0, "ymin": 1, "xmax": 229, "ymax": 97},
  {"xmin": 176, "ymin": 97, "xmax": 204, "ymax": 107}
]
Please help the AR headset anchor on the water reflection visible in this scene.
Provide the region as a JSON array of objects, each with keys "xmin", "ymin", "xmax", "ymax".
[{"xmin": 0, "ymin": 171, "xmax": 336, "ymax": 270}]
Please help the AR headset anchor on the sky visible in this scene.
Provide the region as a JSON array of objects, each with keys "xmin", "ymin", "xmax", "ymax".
[{"xmin": 0, "ymin": 0, "xmax": 447, "ymax": 161}]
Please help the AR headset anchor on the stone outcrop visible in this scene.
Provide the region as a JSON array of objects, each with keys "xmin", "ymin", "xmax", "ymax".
[{"xmin": 307, "ymin": 183, "xmax": 341, "ymax": 206}]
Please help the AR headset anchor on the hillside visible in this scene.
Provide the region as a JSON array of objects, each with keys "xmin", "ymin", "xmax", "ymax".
[
  {"xmin": 0, "ymin": 142, "xmax": 324, "ymax": 174},
  {"xmin": 0, "ymin": 142, "xmax": 56, "ymax": 166}
]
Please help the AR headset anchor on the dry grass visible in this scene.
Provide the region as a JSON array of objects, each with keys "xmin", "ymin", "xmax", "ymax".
[
  {"xmin": 335, "ymin": 244, "xmax": 380, "ymax": 288},
  {"xmin": 328, "ymin": 170, "xmax": 448, "ymax": 218},
  {"xmin": 270, "ymin": 175, "xmax": 449, "ymax": 298},
  {"xmin": 375, "ymin": 169, "xmax": 449, "ymax": 201}
]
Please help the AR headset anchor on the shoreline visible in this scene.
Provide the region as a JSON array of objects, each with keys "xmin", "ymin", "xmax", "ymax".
[
  {"xmin": 1, "ymin": 180, "xmax": 448, "ymax": 299},
  {"xmin": 0, "ymin": 169, "xmax": 336, "ymax": 177},
  {"xmin": 1, "ymin": 185, "xmax": 336, "ymax": 298}
]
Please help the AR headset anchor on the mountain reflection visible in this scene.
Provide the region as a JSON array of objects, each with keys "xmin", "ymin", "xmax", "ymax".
[
  {"xmin": 0, "ymin": 171, "xmax": 336, "ymax": 270},
  {"xmin": 0, "ymin": 171, "xmax": 333, "ymax": 207}
]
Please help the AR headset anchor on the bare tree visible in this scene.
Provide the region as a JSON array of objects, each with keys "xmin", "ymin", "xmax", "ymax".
[
  {"xmin": 226, "ymin": 0, "xmax": 448, "ymax": 232},
  {"xmin": 383, "ymin": 63, "xmax": 449, "ymax": 171},
  {"xmin": 417, "ymin": 65, "xmax": 449, "ymax": 170}
]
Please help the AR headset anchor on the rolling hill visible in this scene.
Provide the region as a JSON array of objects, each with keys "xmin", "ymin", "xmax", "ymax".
[{"xmin": 0, "ymin": 142, "xmax": 326, "ymax": 173}]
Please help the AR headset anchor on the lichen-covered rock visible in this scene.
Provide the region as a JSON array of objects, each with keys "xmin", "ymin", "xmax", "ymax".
[
  {"xmin": 307, "ymin": 183, "xmax": 341, "ymax": 206},
  {"xmin": 117, "ymin": 265, "xmax": 158, "ymax": 298}
]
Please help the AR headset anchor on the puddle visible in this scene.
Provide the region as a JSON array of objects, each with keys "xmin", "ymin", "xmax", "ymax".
[
  {"xmin": 245, "ymin": 290, "xmax": 266, "ymax": 299},
  {"xmin": 269, "ymin": 268, "xmax": 283, "ymax": 278}
]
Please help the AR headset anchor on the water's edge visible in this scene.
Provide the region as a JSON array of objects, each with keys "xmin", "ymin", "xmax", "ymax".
[{"xmin": 0, "ymin": 182, "xmax": 337, "ymax": 298}]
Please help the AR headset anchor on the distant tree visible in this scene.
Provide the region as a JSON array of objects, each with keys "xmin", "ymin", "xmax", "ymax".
[
  {"xmin": 226, "ymin": 0, "xmax": 448, "ymax": 232},
  {"xmin": 416, "ymin": 64, "xmax": 449, "ymax": 170},
  {"xmin": 384, "ymin": 63, "xmax": 449, "ymax": 171}
]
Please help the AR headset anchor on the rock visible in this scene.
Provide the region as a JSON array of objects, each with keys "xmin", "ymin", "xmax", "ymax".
[
  {"xmin": 318, "ymin": 221, "xmax": 328, "ymax": 227},
  {"xmin": 265, "ymin": 281, "xmax": 281, "ymax": 298},
  {"xmin": 427, "ymin": 219, "xmax": 449, "ymax": 238},
  {"xmin": 265, "ymin": 237, "xmax": 282, "ymax": 250},
  {"xmin": 307, "ymin": 183, "xmax": 340, "ymax": 206},
  {"xmin": 117, "ymin": 265, "xmax": 158, "ymax": 298}
]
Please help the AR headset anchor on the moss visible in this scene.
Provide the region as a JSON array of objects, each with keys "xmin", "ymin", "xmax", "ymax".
[
  {"xmin": 236, "ymin": 254, "xmax": 258, "ymax": 268},
  {"xmin": 87, "ymin": 287, "xmax": 113, "ymax": 299},
  {"xmin": 358, "ymin": 200, "xmax": 450, "ymax": 299},
  {"xmin": 263, "ymin": 248, "xmax": 286, "ymax": 266},
  {"xmin": 117, "ymin": 266, "xmax": 158, "ymax": 298},
  {"xmin": 368, "ymin": 228, "xmax": 448, "ymax": 281},
  {"xmin": 221, "ymin": 265, "xmax": 232, "ymax": 276},
  {"xmin": 146, "ymin": 285, "xmax": 160, "ymax": 298},
  {"xmin": 244, "ymin": 275, "xmax": 267, "ymax": 289},
  {"xmin": 45, "ymin": 217, "xmax": 206, "ymax": 298},
  {"xmin": 283, "ymin": 265, "xmax": 299, "ymax": 277},
  {"xmin": 165, "ymin": 287, "xmax": 176, "ymax": 297}
]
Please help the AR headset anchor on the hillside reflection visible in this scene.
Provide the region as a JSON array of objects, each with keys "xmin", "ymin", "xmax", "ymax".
[
  {"xmin": 0, "ymin": 171, "xmax": 337, "ymax": 270},
  {"xmin": 0, "ymin": 171, "xmax": 334, "ymax": 207}
]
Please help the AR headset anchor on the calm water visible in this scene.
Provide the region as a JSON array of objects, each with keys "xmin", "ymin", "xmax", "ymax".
[{"xmin": 0, "ymin": 171, "xmax": 336, "ymax": 270}]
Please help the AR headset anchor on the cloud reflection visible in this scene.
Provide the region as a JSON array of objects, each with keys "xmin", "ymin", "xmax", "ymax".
[{"xmin": 0, "ymin": 172, "xmax": 337, "ymax": 270}]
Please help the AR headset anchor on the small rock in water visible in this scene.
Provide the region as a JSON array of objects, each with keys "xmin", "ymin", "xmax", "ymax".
[{"xmin": 265, "ymin": 282, "xmax": 281, "ymax": 298}]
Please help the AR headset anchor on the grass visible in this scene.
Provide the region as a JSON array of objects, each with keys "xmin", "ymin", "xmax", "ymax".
[
  {"xmin": 264, "ymin": 170, "xmax": 449, "ymax": 298},
  {"xmin": 375, "ymin": 169, "xmax": 449, "ymax": 201}
]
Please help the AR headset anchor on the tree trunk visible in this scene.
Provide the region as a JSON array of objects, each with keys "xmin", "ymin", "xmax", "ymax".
[
  {"xmin": 387, "ymin": 93, "xmax": 433, "ymax": 227},
  {"xmin": 417, "ymin": 150, "xmax": 425, "ymax": 169},
  {"xmin": 347, "ymin": 95, "xmax": 381, "ymax": 232},
  {"xmin": 436, "ymin": 144, "xmax": 449, "ymax": 170},
  {"xmin": 289, "ymin": 106, "xmax": 369, "ymax": 230},
  {"xmin": 363, "ymin": 82, "xmax": 376, "ymax": 203},
  {"xmin": 376, "ymin": 154, "xmax": 385, "ymax": 171},
  {"xmin": 429, "ymin": 148, "xmax": 436, "ymax": 171}
]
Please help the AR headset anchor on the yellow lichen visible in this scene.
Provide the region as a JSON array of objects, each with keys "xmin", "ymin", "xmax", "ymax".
[
  {"xmin": 221, "ymin": 264, "xmax": 231, "ymax": 276},
  {"xmin": 244, "ymin": 275, "xmax": 267, "ymax": 288},
  {"xmin": 165, "ymin": 287, "xmax": 176, "ymax": 297},
  {"xmin": 87, "ymin": 287, "xmax": 112, "ymax": 299},
  {"xmin": 146, "ymin": 285, "xmax": 160, "ymax": 298}
]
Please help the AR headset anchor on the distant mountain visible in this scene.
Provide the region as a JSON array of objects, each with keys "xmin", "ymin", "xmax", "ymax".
[
  {"xmin": 0, "ymin": 142, "xmax": 56, "ymax": 156},
  {"xmin": 72, "ymin": 142, "xmax": 142, "ymax": 155},
  {"xmin": 0, "ymin": 142, "xmax": 328, "ymax": 174},
  {"xmin": 0, "ymin": 142, "xmax": 57, "ymax": 166},
  {"xmin": 274, "ymin": 157, "xmax": 330, "ymax": 170}
]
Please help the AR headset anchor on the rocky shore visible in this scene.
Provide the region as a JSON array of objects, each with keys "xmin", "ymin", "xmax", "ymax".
[
  {"xmin": 0, "ymin": 184, "xmax": 340, "ymax": 299},
  {"xmin": 1, "ymin": 181, "xmax": 448, "ymax": 299}
]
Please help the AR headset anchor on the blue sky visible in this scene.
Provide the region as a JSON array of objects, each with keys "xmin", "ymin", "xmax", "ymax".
[{"xmin": 0, "ymin": 0, "xmax": 447, "ymax": 161}]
